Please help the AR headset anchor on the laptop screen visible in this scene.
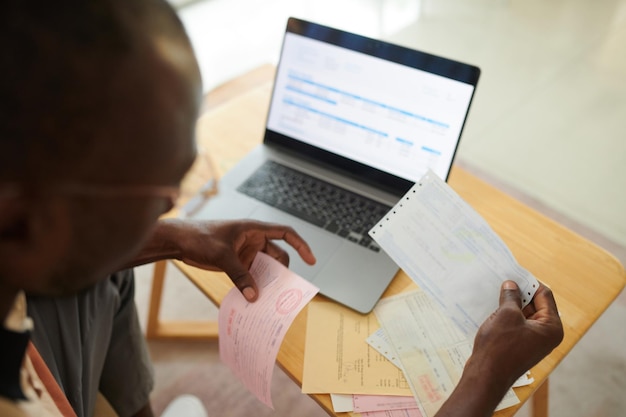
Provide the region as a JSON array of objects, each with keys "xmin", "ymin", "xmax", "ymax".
[{"xmin": 265, "ymin": 18, "xmax": 480, "ymax": 193}]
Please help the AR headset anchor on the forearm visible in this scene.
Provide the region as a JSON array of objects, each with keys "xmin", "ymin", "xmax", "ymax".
[
  {"xmin": 121, "ymin": 219, "xmax": 184, "ymax": 268},
  {"xmin": 434, "ymin": 357, "xmax": 513, "ymax": 417}
]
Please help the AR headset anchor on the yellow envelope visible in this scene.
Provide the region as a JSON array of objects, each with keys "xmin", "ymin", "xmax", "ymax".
[{"xmin": 302, "ymin": 300, "xmax": 412, "ymax": 396}]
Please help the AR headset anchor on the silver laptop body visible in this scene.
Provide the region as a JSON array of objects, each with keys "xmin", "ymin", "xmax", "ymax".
[{"xmin": 189, "ymin": 17, "xmax": 480, "ymax": 314}]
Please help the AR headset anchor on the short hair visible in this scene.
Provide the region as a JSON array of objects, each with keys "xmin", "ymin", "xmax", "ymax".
[{"xmin": 0, "ymin": 0, "xmax": 192, "ymax": 184}]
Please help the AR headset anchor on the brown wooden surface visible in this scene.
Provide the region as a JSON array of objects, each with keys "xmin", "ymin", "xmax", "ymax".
[
  {"xmin": 170, "ymin": 67, "xmax": 626, "ymax": 416},
  {"xmin": 532, "ymin": 380, "xmax": 549, "ymax": 417},
  {"xmin": 146, "ymin": 259, "xmax": 219, "ymax": 340}
]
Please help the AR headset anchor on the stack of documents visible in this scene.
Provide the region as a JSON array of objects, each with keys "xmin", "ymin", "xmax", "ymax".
[
  {"xmin": 303, "ymin": 295, "xmax": 532, "ymax": 416},
  {"xmin": 303, "ymin": 299, "xmax": 422, "ymax": 416},
  {"xmin": 218, "ymin": 171, "xmax": 538, "ymax": 415},
  {"xmin": 302, "ymin": 171, "xmax": 538, "ymax": 416}
]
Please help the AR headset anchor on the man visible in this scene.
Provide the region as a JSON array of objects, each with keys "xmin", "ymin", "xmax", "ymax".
[{"xmin": 0, "ymin": 1, "xmax": 563, "ymax": 417}]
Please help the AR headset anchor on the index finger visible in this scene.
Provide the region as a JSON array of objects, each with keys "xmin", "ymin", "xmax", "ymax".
[
  {"xmin": 527, "ymin": 283, "xmax": 559, "ymax": 320},
  {"xmin": 256, "ymin": 224, "xmax": 317, "ymax": 265}
]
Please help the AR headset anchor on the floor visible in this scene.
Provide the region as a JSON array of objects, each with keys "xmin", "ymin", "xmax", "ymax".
[{"xmin": 137, "ymin": 1, "xmax": 626, "ymax": 416}]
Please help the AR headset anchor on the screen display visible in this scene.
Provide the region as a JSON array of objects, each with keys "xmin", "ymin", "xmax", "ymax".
[{"xmin": 266, "ymin": 19, "xmax": 479, "ymax": 187}]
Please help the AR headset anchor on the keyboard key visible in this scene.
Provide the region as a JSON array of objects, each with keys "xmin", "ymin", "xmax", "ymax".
[{"xmin": 237, "ymin": 161, "xmax": 391, "ymax": 252}]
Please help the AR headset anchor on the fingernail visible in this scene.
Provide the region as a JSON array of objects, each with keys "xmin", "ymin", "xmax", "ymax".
[
  {"xmin": 503, "ymin": 280, "xmax": 517, "ymax": 290},
  {"xmin": 243, "ymin": 287, "xmax": 256, "ymax": 301}
]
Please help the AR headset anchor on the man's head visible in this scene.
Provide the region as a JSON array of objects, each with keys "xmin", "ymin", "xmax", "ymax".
[{"xmin": 0, "ymin": 0, "xmax": 201, "ymax": 296}]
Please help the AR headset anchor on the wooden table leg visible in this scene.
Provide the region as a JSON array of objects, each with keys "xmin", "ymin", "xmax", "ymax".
[
  {"xmin": 531, "ymin": 378, "xmax": 549, "ymax": 417},
  {"xmin": 145, "ymin": 260, "xmax": 219, "ymax": 340}
]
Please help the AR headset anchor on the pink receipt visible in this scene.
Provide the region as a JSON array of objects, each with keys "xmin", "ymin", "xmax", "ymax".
[
  {"xmin": 354, "ymin": 394, "xmax": 420, "ymax": 413},
  {"xmin": 218, "ymin": 252, "xmax": 319, "ymax": 408}
]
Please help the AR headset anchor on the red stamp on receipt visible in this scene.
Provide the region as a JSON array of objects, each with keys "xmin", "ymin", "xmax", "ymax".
[
  {"xmin": 418, "ymin": 374, "xmax": 442, "ymax": 402},
  {"xmin": 276, "ymin": 289, "xmax": 303, "ymax": 314}
]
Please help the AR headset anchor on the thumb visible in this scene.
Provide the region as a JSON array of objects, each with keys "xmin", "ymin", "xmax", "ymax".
[
  {"xmin": 499, "ymin": 280, "xmax": 522, "ymax": 309},
  {"xmin": 224, "ymin": 261, "xmax": 259, "ymax": 302}
]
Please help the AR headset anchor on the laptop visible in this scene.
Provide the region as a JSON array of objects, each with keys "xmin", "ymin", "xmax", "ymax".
[{"xmin": 188, "ymin": 17, "xmax": 480, "ymax": 314}]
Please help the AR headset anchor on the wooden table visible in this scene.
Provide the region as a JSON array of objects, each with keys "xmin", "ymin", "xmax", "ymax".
[{"xmin": 146, "ymin": 66, "xmax": 626, "ymax": 417}]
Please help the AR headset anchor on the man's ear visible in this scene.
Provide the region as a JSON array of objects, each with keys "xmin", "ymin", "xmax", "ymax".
[{"xmin": 0, "ymin": 196, "xmax": 72, "ymax": 289}]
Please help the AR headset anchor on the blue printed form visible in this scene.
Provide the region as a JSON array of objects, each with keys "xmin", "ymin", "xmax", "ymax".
[{"xmin": 368, "ymin": 170, "xmax": 539, "ymax": 336}]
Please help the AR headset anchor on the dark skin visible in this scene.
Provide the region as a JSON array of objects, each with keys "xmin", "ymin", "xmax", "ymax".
[
  {"xmin": 125, "ymin": 218, "xmax": 316, "ymax": 302},
  {"xmin": 0, "ymin": 2, "xmax": 563, "ymax": 417},
  {"xmin": 434, "ymin": 280, "xmax": 563, "ymax": 417},
  {"xmin": 0, "ymin": 11, "xmax": 201, "ymax": 303}
]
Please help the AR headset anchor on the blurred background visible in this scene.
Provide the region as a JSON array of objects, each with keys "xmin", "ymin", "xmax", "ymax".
[{"xmin": 172, "ymin": 0, "xmax": 626, "ymax": 253}]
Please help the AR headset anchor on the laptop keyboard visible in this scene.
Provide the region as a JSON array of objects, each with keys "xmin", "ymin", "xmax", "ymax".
[{"xmin": 237, "ymin": 161, "xmax": 391, "ymax": 252}]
